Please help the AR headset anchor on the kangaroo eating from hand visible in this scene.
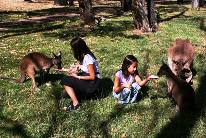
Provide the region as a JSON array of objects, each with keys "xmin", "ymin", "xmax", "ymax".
[
  {"xmin": 17, "ymin": 52, "xmax": 62, "ymax": 90},
  {"xmin": 157, "ymin": 63, "xmax": 195, "ymax": 112}
]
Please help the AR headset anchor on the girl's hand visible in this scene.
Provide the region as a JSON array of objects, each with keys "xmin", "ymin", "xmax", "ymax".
[
  {"xmin": 68, "ymin": 65, "xmax": 80, "ymax": 74},
  {"xmin": 55, "ymin": 68, "xmax": 69, "ymax": 72},
  {"xmin": 69, "ymin": 73, "xmax": 78, "ymax": 78},
  {"xmin": 122, "ymin": 83, "xmax": 132, "ymax": 89}
]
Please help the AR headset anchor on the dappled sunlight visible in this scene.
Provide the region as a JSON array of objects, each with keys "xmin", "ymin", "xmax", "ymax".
[{"xmin": 0, "ymin": 0, "xmax": 206, "ymax": 137}]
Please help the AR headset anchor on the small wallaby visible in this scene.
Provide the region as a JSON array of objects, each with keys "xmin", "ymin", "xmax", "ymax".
[
  {"xmin": 157, "ymin": 63, "xmax": 195, "ymax": 112},
  {"xmin": 17, "ymin": 52, "xmax": 62, "ymax": 90}
]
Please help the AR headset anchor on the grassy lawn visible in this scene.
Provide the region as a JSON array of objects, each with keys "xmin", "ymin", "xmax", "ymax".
[{"xmin": 0, "ymin": 1, "xmax": 206, "ymax": 137}]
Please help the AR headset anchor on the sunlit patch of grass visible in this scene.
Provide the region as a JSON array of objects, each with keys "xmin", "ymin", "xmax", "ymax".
[{"xmin": 0, "ymin": 2, "xmax": 206, "ymax": 137}]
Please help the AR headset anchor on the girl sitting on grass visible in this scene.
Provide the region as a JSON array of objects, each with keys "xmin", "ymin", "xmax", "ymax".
[
  {"xmin": 113, "ymin": 55, "xmax": 157, "ymax": 104},
  {"xmin": 57, "ymin": 37, "xmax": 101, "ymax": 112}
]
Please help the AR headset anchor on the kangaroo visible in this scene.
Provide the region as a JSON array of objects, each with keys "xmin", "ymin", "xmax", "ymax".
[
  {"xmin": 157, "ymin": 63, "xmax": 195, "ymax": 112},
  {"xmin": 168, "ymin": 38, "xmax": 195, "ymax": 83},
  {"xmin": 17, "ymin": 52, "xmax": 62, "ymax": 90}
]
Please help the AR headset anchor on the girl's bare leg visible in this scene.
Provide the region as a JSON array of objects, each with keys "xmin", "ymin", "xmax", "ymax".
[{"xmin": 64, "ymin": 85, "xmax": 79, "ymax": 106}]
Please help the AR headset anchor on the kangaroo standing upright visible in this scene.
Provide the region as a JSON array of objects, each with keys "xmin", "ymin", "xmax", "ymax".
[
  {"xmin": 167, "ymin": 39, "xmax": 195, "ymax": 96},
  {"xmin": 168, "ymin": 39, "xmax": 195, "ymax": 80},
  {"xmin": 157, "ymin": 63, "xmax": 195, "ymax": 112},
  {"xmin": 17, "ymin": 52, "xmax": 62, "ymax": 90}
]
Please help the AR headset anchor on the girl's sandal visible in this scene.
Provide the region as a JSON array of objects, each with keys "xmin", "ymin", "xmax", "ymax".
[{"xmin": 63, "ymin": 103, "xmax": 80, "ymax": 112}]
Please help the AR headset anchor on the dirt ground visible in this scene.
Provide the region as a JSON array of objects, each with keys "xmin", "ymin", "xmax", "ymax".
[{"xmin": 0, "ymin": 0, "xmax": 62, "ymax": 11}]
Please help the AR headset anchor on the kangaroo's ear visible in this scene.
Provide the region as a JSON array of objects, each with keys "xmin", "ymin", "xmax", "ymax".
[
  {"xmin": 52, "ymin": 52, "xmax": 57, "ymax": 57},
  {"xmin": 57, "ymin": 51, "xmax": 62, "ymax": 56}
]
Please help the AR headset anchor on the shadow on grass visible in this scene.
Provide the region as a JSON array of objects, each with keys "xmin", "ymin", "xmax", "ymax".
[
  {"xmin": 43, "ymin": 19, "xmax": 144, "ymax": 41},
  {"xmin": 156, "ymin": 72, "xmax": 206, "ymax": 138},
  {"xmin": 40, "ymin": 77, "xmax": 113, "ymax": 137},
  {"xmin": 0, "ymin": 6, "xmax": 124, "ymax": 39},
  {"xmin": 200, "ymin": 17, "xmax": 206, "ymax": 32},
  {"xmin": 0, "ymin": 88, "xmax": 32, "ymax": 137},
  {"xmin": 41, "ymin": 82, "xmax": 63, "ymax": 137},
  {"xmin": 0, "ymin": 4, "xmax": 143, "ymax": 40},
  {"xmin": 157, "ymin": 5, "xmax": 188, "ymax": 23},
  {"xmin": 98, "ymin": 98, "xmax": 152, "ymax": 137},
  {"xmin": 36, "ymin": 73, "xmax": 66, "ymax": 87}
]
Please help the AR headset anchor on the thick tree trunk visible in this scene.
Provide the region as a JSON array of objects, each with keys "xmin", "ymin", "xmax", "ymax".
[
  {"xmin": 147, "ymin": 0, "xmax": 158, "ymax": 32},
  {"xmin": 132, "ymin": 0, "xmax": 150, "ymax": 32},
  {"xmin": 121, "ymin": 0, "xmax": 132, "ymax": 12},
  {"xmin": 68, "ymin": 0, "xmax": 74, "ymax": 6},
  {"xmin": 177, "ymin": 0, "xmax": 184, "ymax": 4},
  {"xmin": 199, "ymin": 0, "xmax": 205, "ymax": 7},
  {"xmin": 78, "ymin": 0, "xmax": 95, "ymax": 26},
  {"xmin": 132, "ymin": 0, "xmax": 158, "ymax": 32},
  {"xmin": 54, "ymin": 0, "xmax": 68, "ymax": 6}
]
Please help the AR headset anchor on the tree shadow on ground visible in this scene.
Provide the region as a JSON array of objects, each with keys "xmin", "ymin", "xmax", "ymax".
[
  {"xmin": 41, "ymin": 82, "xmax": 64, "ymax": 137},
  {"xmin": 156, "ymin": 72, "xmax": 206, "ymax": 138},
  {"xmin": 200, "ymin": 17, "xmax": 206, "ymax": 32},
  {"xmin": 98, "ymin": 98, "xmax": 153, "ymax": 137},
  {"xmin": 35, "ymin": 73, "xmax": 65, "ymax": 87},
  {"xmin": 39, "ymin": 77, "xmax": 113, "ymax": 137},
  {"xmin": 43, "ymin": 19, "xmax": 144, "ymax": 41},
  {"xmin": 155, "ymin": 0, "xmax": 191, "ymax": 5},
  {"xmin": 157, "ymin": 5, "xmax": 188, "ymax": 23},
  {"xmin": 0, "ymin": 5, "xmax": 126, "ymax": 39},
  {"xmin": 0, "ymin": 88, "xmax": 32, "ymax": 137}
]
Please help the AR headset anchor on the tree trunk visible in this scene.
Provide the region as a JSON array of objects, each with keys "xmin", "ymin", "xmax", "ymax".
[
  {"xmin": 68, "ymin": 0, "xmax": 75, "ymax": 6},
  {"xmin": 199, "ymin": 0, "xmax": 205, "ymax": 7},
  {"xmin": 147, "ymin": 0, "xmax": 158, "ymax": 32},
  {"xmin": 132, "ymin": 0, "xmax": 150, "ymax": 32},
  {"xmin": 192, "ymin": 0, "xmax": 199, "ymax": 9},
  {"xmin": 177, "ymin": 0, "xmax": 184, "ymax": 4},
  {"xmin": 121, "ymin": 0, "xmax": 132, "ymax": 12},
  {"xmin": 132, "ymin": 0, "xmax": 158, "ymax": 32},
  {"xmin": 78, "ymin": 0, "xmax": 95, "ymax": 26},
  {"xmin": 54, "ymin": 0, "xmax": 68, "ymax": 6}
]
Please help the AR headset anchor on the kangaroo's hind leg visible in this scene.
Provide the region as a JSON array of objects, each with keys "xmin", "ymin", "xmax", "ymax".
[
  {"xmin": 16, "ymin": 71, "xmax": 26, "ymax": 83},
  {"xmin": 27, "ymin": 68, "xmax": 37, "ymax": 90}
]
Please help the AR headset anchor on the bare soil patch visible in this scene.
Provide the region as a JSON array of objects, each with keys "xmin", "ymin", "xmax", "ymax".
[{"xmin": 0, "ymin": 0, "xmax": 62, "ymax": 11}]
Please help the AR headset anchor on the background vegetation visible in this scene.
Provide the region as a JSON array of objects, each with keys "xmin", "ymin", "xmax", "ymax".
[{"xmin": 0, "ymin": 1, "xmax": 206, "ymax": 137}]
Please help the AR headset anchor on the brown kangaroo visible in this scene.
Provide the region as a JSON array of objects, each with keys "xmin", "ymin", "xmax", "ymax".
[
  {"xmin": 167, "ymin": 38, "xmax": 195, "ymax": 83},
  {"xmin": 157, "ymin": 63, "xmax": 195, "ymax": 112},
  {"xmin": 17, "ymin": 52, "xmax": 62, "ymax": 90}
]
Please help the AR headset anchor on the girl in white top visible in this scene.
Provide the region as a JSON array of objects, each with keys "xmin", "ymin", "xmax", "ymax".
[
  {"xmin": 59, "ymin": 37, "xmax": 101, "ymax": 112},
  {"xmin": 113, "ymin": 55, "xmax": 153, "ymax": 104}
]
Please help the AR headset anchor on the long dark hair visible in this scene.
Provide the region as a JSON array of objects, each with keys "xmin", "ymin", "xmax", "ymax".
[
  {"xmin": 70, "ymin": 37, "xmax": 96, "ymax": 62},
  {"xmin": 122, "ymin": 55, "xmax": 138, "ymax": 77}
]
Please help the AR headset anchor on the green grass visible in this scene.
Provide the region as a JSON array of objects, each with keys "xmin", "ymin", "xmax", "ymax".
[{"xmin": 0, "ymin": 2, "xmax": 206, "ymax": 137}]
